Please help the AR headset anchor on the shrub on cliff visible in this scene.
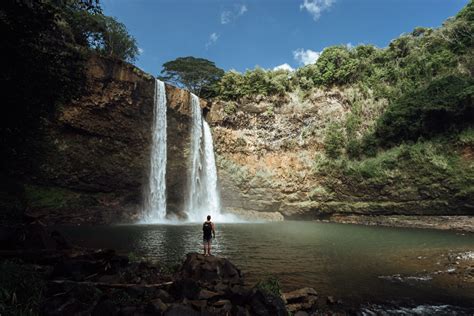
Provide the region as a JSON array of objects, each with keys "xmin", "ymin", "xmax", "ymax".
[
  {"xmin": 216, "ymin": 67, "xmax": 293, "ymax": 100},
  {"xmin": 324, "ymin": 123, "xmax": 346, "ymax": 159},
  {"xmin": 374, "ymin": 75, "xmax": 474, "ymax": 147}
]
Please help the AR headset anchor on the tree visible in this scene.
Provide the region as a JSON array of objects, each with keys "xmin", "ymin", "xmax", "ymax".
[
  {"xmin": 54, "ymin": 0, "xmax": 139, "ymax": 62},
  {"xmin": 159, "ymin": 57, "xmax": 224, "ymax": 96},
  {"xmin": 99, "ymin": 16, "xmax": 139, "ymax": 62}
]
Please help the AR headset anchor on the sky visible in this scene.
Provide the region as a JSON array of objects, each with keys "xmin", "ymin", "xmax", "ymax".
[{"xmin": 102, "ymin": 0, "xmax": 469, "ymax": 75}]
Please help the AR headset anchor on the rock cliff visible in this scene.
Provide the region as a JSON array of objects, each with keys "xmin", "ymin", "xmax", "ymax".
[
  {"xmin": 208, "ymin": 90, "xmax": 473, "ymax": 220},
  {"xmin": 5, "ymin": 55, "xmax": 472, "ymax": 224},
  {"xmin": 14, "ymin": 56, "xmax": 203, "ymax": 224}
]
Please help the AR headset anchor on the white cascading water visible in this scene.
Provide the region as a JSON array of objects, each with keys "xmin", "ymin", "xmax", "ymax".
[
  {"xmin": 141, "ymin": 79, "xmax": 167, "ymax": 222},
  {"xmin": 187, "ymin": 93, "xmax": 235, "ymax": 222}
]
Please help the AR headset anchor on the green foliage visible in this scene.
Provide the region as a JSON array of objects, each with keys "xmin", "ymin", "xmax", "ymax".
[
  {"xmin": 374, "ymin": 75, "xmax": 474, "ymax": 147},
  {"xmin": 312, "ymin": 46, "xmax": 360, "ymax": 85},
  {"xmin": 217, "ymin": 70, "xmax": 246, "ymax": 100},
  {"xmin": 256, "ymin": 276, "xmax": 282, "ymax": 297},
  {"xmin": 223, "ymin": 102, "xmax": 237, "ymax": 115},
  {"xmin": 97, "ymin": 15, "xmax": 139, "ymax": 62},
  {"xmin": 315, "ymin": 140, "xmax": 473, "ymax": 194},
  {"xmin": 212, "ymin": 0, "xmax": 473, "ymax": 111},
  {"xmin": 324, "ymin": 123, "xmax": 346, "ymax": 159},
  {"xmin": 0, "ymin": 261, "xmax": 45, "ymax": 316},
  {"xmin": 58, "ymin": 2, "xmax": 139, "ymax": 62},
  {"xmin": 216, "ymin": 68, "xmax": 293, "ymax": 100},
  {"xmin": 159, "ymin": 57, "xmax": 224, "ymax": 96},
  {"xmin": 458, "ymin": 127, "xmax": 474, "ymax": 146}
]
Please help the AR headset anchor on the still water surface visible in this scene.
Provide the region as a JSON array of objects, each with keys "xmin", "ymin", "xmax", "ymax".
[{"xmin": 59, "ymin": 221, "xmax": 474, "ymax": 309}]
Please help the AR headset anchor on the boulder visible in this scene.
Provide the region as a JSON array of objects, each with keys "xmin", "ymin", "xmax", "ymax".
[
  {"xmin": 176, "ymin": 253, "xmax": 243, "ymax": 288},
  {"xmin": 145, "ymin": 298, "xmax": 168, "ymax": 314},
  {"xmin": 164, "ymin": 305, "xmax": 200, "ymax": 316},
  {"xmin": 248, "ymin": 289, "xmax": 287, "ymax": 316},
  {"xmin": 283, "ymin": 287, "xmax": 318, "ymax": 312},
  {"xmin": 92, "ymin": 299, "xmax": 119, "ymax": 315},
  {"xmin": 169, "ymin": 278, "xmax": 201, "ymax": 300}
]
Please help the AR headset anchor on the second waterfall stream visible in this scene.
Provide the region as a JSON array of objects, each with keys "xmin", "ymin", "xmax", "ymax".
[
  {"xmin": 187, "ymin": 93, "xmax": 230, "ymax": 222},
  {"xmin": 142, "ymin": 80, "xmax": 237, "ymax": 223}
]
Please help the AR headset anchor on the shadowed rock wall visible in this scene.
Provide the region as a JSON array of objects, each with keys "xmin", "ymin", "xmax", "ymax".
[{"xmin": 20, "ymin": 56, "xmax": 200, "ymax": 224}]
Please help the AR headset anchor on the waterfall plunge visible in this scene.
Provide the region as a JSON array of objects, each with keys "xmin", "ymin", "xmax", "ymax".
[
  {"xmin": 140, "ymin": 85, "xmax": 239, "ymax": 223},
  {"xmin": 141, "ymin": 79, "xmax": 167, "ymax": 223},
  {"xmin": 186, "ymin": 93, "xmax": 237, "ymax": 222}
]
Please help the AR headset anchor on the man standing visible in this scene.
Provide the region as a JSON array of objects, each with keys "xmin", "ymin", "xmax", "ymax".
[{"xmin": 203, "ymin": 215, "xmax": 216, "ymax": 256}]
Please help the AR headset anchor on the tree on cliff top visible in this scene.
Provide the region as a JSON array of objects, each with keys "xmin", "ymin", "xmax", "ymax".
[{"xmin": 159, "ymin": 57, "xmax": 224, "ymax": 96}]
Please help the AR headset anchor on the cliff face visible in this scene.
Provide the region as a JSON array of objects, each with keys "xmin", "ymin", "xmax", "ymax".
[
  {"xmin": 19, "ymin": 56, "xmax": 198, "ymax": 224},
  {"xmin": 209, "ymin": 89, "xmax": 474, "ymax": 220},
  {"xmin": 7, "ymin": 56, "xmax": 471, "ymax": 224}
]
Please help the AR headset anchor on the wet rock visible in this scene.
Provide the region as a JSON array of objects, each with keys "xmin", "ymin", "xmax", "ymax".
[
  {"xmin": 169, "ymin": 278, "xmax": 201, "ymax": 300},
  {"xmin": 98, "ymin": 274, "xmax": 121, "ymax": 283},
  {"xmin": 177, "ymin": 253, "xmax": 243, "ymax": 288},
  {"xmin": 42, "ymin": 284, "xmax": 101, "ymax": 315},
  {"xmin": 213, "ymin": 299, "xmax": 231, "ymax": 307},
  {"xmin": 228, "ymin": 285, "xmax": 252, "ymax": 306},
  {"xmin": 92, "ymin": 299, "xmax": 119, "ymax": 315},
  {"xmin": 189, "ymin": 299, "xmax": 208, "ymax": 309},
  {"xmin": 232, "ymin": 305, "xmax": 251, "ymax": 316},
  {"xmin": 248, "ymin": 289, "xmax": 287, "ymax": 316},
  {"xmin": 119, "ymin": 306, "xmax": 138, "ymax": 316},
  {"xmin": 198, "ymin": 289, "xmax": 220, "ymax": 300},
  {"xmin": 164, "ymin": 304, "xmax": 200, "ymax": 316},
  {"xmin": 146, "ymin": 298, "xmax": 168, "ymax": 314},
  {"xmin": 156, "ymin": 289, "xmax": 173, "ymax": 303},
  {"xmin": 326, "ymin": 296, "xmax": 336, "ymax": 305},
  {"xmin": 283, "ymin": 287, "xmax": 318, "ymax": 312}
]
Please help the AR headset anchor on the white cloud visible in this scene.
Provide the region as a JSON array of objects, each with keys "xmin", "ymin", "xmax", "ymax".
[
  {"xmin": 221, "ymin": 11, "xmax": 232, "ymax": 24},
  {"xmin": 239, "ymin": 4, "xmax": 248, "ymax": 15},
  {"xmin": 293, "ymin": 48, "xmax": 321, "ymax": 66},
  {"xmin": 300, "ymin": 0, "xmax": 335, "ymax": 21},
  {"xmin": 138, "ymin": 47, "xmax": 144, "ymax": 54},
  {"xmin": 205, "ymin": 32, "xmax": 219, "ymax": 49},
  {"xmin": 221, "ymin": 4, "xmax": 248, "ymax": 24},
  {"xmin": 273, "ymin": 63, "xmax": 294, "ymax": 72}
]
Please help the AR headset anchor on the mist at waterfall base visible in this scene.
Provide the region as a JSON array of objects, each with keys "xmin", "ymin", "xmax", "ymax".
[{"xmin": 140, "ymin": 81, "xmax": 241, "ymax": 224}]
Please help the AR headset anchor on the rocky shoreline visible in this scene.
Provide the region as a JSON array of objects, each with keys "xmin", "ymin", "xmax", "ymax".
[
  {"xmin": 0, "ymin": 223, "xmax": 351, "ymax": 315},
  {"xmin": 323, "ymin": 215, "xmax": 474, "ymax": 234}
]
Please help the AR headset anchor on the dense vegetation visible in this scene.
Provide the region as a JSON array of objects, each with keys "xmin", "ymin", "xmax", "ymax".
[
  {"xmin": 215, "ymin": 2, "xmax": 473, "ymax": 154},
  {"xmin": 211, "ymin": 1, "xmax": 473, "ymax": 207}
]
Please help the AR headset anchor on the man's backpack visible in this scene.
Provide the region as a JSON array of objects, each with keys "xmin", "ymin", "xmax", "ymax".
[{"xmin": 203, "ymin": 222, "xmax": 212, "ymax": 237}]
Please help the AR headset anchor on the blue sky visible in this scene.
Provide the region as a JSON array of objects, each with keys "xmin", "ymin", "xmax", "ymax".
[{"xmin": 102, "ymin": 0, "xmax": 469, "ymax": 75}]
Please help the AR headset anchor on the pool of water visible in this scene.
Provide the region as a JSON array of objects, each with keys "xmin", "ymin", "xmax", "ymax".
[{"xmin": 58, "ymin": 221, "xmax": 474, "ymax": 309}]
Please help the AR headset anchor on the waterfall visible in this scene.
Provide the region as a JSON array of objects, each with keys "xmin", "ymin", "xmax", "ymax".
[
  {"xmin": 186, "ymin": 93, "xmax": 228, "ymax": 222},
  {"xmin": 142, "ymin": 79, "xmax": 167, "ymax": 222}
]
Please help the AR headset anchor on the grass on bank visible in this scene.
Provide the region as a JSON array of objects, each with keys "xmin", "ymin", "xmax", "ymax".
[{"xmin": 0, "ymin": 260, "xmax": 46, "ymax": 316}]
